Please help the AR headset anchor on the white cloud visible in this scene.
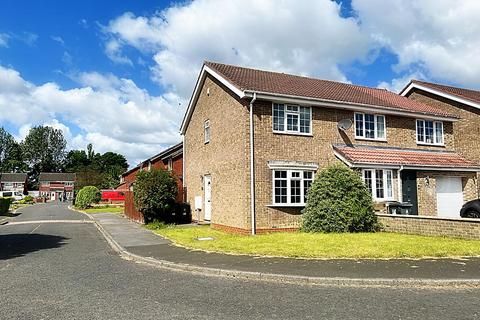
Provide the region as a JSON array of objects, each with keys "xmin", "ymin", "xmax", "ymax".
[
  {"xmin": 377, "ymin": 71, "xmax": 426, "ymax": 93},
  {"xmin": 51, "ymin": 36, "xmax": 65, "ymax": 45},
  {"xmin": 0, "ymin": 65, "xmax": 182, "ymax": 166},
  {"xmin": 104, "ymin": 0, "xmax": 371, "ymax": 98},
  {"xmin": 353, "ymin": 0, "xmax": 480, "ymax": 88},
  {"xmin": 0, "ymin": 33, "xmax": 9, "ymax": 47}
]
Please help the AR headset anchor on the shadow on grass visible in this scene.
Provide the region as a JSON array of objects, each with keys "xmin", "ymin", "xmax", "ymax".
[{"xmin": 0, "ymin": 233, "xmax": 69, "ymax": 260}]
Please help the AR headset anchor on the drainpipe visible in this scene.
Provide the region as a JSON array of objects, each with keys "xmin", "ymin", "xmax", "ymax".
[
  {"xmin": 398, "ymin": 165, "xmax": 404, "ymax": 203},
  {"xmin": 249, "ymin": 92, "xmax": 257, "ymax": 235}
]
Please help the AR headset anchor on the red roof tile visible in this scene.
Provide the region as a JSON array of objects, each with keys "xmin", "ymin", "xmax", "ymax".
[
  {"xmin": 411, "ymin": 80, "xmax": 480, "ymax": 105},
  {"xmin": 334, "ymin": 145, "xmax": 479, "ymax": 169},
  {"xmin": 205, "ymin": 62, "xmax": 455, "ymax": 118}
]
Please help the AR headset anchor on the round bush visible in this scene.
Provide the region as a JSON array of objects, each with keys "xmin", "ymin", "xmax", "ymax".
[
  {"xmin": 302, "ymin": 164, "xmax": 378, "ymax": 233},
  {"xmin": 75, "ymin": 186, "xmax": 101, "ymax": 209}
]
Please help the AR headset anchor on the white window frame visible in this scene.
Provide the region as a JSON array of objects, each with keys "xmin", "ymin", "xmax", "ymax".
[
  {"xmin": 167, "ymin": 158, "xmax": 173, "ymax": 171},
  {"xmin": 204, "ymin": 119, "xmax": 210, "ymax": 144},
  {"xmin": 271, "ymin": 169, "xmax": 315, "ymax": 206},
  {"xmin": 362, "ymin": 169, "xmax": 394, "ymax": 201},
  {"xmin": 416, "ymin": 119, "xmax": 444, "ymax": 146},
  {"xmin": 354, "ymin": 112, "xmax": 387, "ymax": 141},
  {"xmin": 272, "ymin": 103, "xmax": 312, "ymax": 136}
]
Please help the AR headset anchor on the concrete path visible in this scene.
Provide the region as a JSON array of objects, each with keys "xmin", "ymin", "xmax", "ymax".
[{"xmin": 90, "ymin": 212, "xmax": 480, "ymax": 283}]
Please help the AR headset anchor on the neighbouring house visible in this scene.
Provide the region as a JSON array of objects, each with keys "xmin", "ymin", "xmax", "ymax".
[
  {"xmin": 181, "ymin": 61, "xmax": 480, "ymax": 234},
  {"xmin": 120, "ymin": 142, "xmax": 183, "ymax": 223},
  {"xmin": 39, "ymin": 172, "xmax": 76, "ymax": 201},
  {"xmin": 401, "ymin": 80, "xmax": 480, "ymax": 169},
  {"xmin": 0, "ymin": 173, "xmax": 28, "ymax": 195}
]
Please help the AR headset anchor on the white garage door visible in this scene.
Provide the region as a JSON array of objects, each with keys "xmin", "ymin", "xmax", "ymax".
[{"xmin": 436, "ymin": 177, "xmax": 463, "ymax": 218}]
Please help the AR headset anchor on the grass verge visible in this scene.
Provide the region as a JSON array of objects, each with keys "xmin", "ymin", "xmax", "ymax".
[
  {"xmin": 149, "ymin": 225, "xmax": 480, "ymax": 259},
  {"xmin": 80, "ymin": 206, "xmax": 124, "ymax": 214}
]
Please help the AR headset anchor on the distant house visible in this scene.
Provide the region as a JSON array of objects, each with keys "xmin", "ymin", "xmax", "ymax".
[
  {"xmin": 39, "ymin": 173, "xmax": 76, "ymax": 201},
  {"xmin": 0, "ymin": 173, "xmax": 28, "ymax": 195},
  {"xmin": 119, "ymin": 142, "xmax": 183, "ymax": 223}
]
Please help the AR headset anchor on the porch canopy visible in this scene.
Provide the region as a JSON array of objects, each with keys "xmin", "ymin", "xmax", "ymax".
[{"xmin": 333, "ymin": 144, "xmax": 480, "ymax": 171}]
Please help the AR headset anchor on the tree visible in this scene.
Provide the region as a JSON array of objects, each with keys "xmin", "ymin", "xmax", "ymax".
[
  {"xmin": 0, "ymin": 127, "xmax": 26, "ymax": 172},
  {"xmin": 133, "ymin": 169, "xmax": 178, "ymax": 223},
  {"xmin": 64, "ymin": 150, "xmax": 89, "ymax": 173},
  {"xmin": 22, "ymin": 126, "xmax": 67, "ymax": 186},
  {"xmin": 99, "ymin": 152, "xmax": 128, "ymax": 189},
  {"xmin": 302, "ymin": 164, "xmax": 378, "ymax": 233}
]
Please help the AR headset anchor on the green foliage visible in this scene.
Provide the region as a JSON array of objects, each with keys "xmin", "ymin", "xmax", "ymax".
[
  {"xmin": 0, "ymin": 197, "xmax": 13, "ymax": 215},
  {"xmin": 75, "ymin": 186, "xmax": 101, "ymax": 209},
  {"xmin": 0, "ymin": 127, "xmax": 26, "ymax": 172},
  {"xmin": 302, "ymin": 164, "xmax": 378, "ymax": 233},
  {"xmin": 145, "ymin": 220, "xmax": 170, "ymax": 230},
  {"xmin": 22, "ymin": 126, "xmax": 67, "ymax": 188},
  {"xmin": 134, "ymin": 169, "xmax": 178, "ymax": 222},
  {"xmin": 64, "ymin": 145, "xmax": 128, "ymax": 190}
]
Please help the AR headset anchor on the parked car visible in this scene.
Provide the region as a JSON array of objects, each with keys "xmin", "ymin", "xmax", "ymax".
[
  {"xmin": 0, "ymin": 191, "xmax": 24, "ymax": 201},
  {"xmin": 460, "ymin": 199, "xmax": 480, "ymax": 218}
]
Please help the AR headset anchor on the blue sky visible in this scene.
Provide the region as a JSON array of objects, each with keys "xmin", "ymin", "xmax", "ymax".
[{"xmin": 0, "ymin": 0, "xmax": 479, "ymax": 166}]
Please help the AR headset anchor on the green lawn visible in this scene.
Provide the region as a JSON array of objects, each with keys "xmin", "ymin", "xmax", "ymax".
[
  {"xmin": 148, "ymin": 225, "xmax": 480, "ymax": 259},
  {"xmin": 82, "ymin": 206, "xmax": 124, "ymax": 214}
]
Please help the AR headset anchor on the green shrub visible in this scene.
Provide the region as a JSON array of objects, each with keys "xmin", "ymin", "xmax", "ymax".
[
  {"xmin": 134, "ymin": 169, "xmax": 178, "ymax": 223},
  {"xmin": 23, "ymin": 195, "xmax": 34, "ymax": 203},
  {"xmin": 302, "ymin": 164, "xmax": 378, "ymax": 233},
  {"xmin": 75, "ymin": 186, "xmax": 101, "ymax": 209},
  {"xmin": 0, "ymin": 197, "xmax": 13, "ymax": 215}
]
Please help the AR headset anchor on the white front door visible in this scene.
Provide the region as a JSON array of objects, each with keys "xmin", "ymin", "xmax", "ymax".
[
  {"xmin": 436, "ymin": 177, "xmax": 463, "ymax": 218},
  {"xmin": 204, "ymin": 175, "xmax": 212, "ymax": 221}
]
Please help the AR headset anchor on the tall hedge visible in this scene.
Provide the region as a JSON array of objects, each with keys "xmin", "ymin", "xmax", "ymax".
[
  {"xmin": 0, "ymin": 197, "xmax": 13, "ymax": 215},
  {"xmin": 302, "ymin": 164, "xmax": 378, "ymax": 233},
  {"xmin": 75, "ymin": 186, "xmax": 101, "ymax": 209},
  {"xmin": 134, "ymin": 169, "xmax": 178, "ymax": 222}
]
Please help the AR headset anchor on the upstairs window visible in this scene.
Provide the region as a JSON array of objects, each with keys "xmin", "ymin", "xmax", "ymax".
[
  {"xmin": 355, "ymin": 113, "xmax": 386, "ymax": 140},
  {"xmin": 204, "ymin": 119, "xmax": 210, "ymax": 144},
  {"xmin": 416, "ymin": 120, "xmax": 443, "ymax": 145},
  {"xmin": 273, "ymin": 104, "xmax": 311, "ymax": 134}
]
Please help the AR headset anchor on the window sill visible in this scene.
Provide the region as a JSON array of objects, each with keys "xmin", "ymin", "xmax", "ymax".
[
  {"xmin": 355, "ymin": 137, "xmax": 387, "ymax": 142},
  {"xmin": 416, "ymin": 142, "xmax": 445, "ymax": 147},
  {"xmin": 273, "ymin": 131, "xmax": 313, "ymax": 137},
  {"xmin": 267, "ymin": 204, "xmax": 305, "ymax": 208}
]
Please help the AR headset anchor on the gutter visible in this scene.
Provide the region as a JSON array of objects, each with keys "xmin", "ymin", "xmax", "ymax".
[{"xmin": 249, "ymin": 92, "xmax": 257, "ymax": 235}]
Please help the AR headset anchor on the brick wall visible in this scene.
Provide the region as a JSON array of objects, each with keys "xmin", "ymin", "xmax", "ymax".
[
  {"xmin": 406, "ymin": 90, "xmax": 480, "ymax": 164},
  {"xmin": 184, "ymin": 75, "xmax": 251, "ymax": 229},
  {"xmin": 378, "ymin": 214, "xmax": 480, "ymax": 240}
]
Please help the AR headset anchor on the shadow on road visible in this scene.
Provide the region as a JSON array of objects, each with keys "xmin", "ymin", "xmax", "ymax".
[{"xmin": 0, "ymin": 233, "xmax": 69, "ymax": 260}]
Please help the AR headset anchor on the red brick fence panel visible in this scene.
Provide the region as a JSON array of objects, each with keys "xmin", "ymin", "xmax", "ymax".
[
  {"xmin": 377, "ymin": 214, "xmax": 480, "ymax": 240},
  {"xmin": 124, "ymin": 191, "xmax": 144, "ymax": 224}
]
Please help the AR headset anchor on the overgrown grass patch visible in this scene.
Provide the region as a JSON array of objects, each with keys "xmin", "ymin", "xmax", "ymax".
[{"xmin": 150, "ymin": 225, "xmax": 480, "ymax": 259}]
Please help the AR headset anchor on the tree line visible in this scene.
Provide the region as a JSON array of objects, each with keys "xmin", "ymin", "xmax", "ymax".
[{"xmin": 0, "ymin": 126, "xmax": 128, "ymax": 190}]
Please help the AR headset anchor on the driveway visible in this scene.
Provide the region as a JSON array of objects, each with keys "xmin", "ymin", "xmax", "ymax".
[{"xmin": 0, "ymin": 203, "xmax": 479, "ymax": 319}]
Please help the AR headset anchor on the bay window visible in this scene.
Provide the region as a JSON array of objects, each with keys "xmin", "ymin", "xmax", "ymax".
[
  {"xmin": 362, "ymin": 169, "xmax": 393, "ymax": 201},
  {"xmin": 416, "ymin": 119, "xmax": 443, "ymax": 145},
  {"xmin": 273, "ymin": 169, "xmax": 314, "ymax": 205},
  {"xmin": 273, "ymin": 103, "xmax": 311, "ymax": 134},
  {"xmin": 355, "ymin": 113, "xmax": 386, "ymax": 140}
]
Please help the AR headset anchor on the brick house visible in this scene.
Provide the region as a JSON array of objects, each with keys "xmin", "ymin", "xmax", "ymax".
[
  {"xmin": 120, "ymin": 142, "xmax": 183, "ymax": 223},
  {"xmin": 0, "ymin": 173, "xmax": 28, "ymax": 194},
  {"xmin": 39, "ymin": 173, "xmax": 76, "ymax": 201},
  {"xmin": 181, "ymin": 62, "xmax": 480, "ymax": 234}
]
